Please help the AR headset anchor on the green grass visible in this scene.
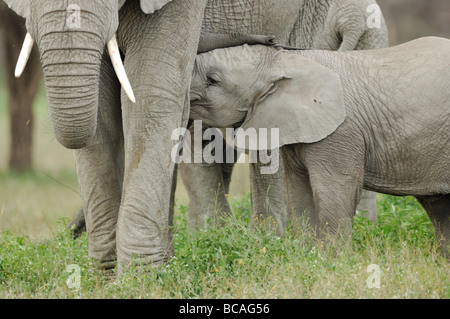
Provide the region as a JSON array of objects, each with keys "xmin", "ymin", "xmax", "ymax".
[{"xmin": 0, "ymin": 194, "xmax": 448, "ymax": 299}]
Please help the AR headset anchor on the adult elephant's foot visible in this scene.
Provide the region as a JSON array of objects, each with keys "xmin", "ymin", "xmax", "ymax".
[{"xmin": 116, "ymin": 196, "xmax": 175, "ymax": 275}]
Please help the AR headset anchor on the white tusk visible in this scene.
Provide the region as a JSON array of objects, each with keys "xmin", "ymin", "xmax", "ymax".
[
  {"xmin": 15, "ymin": 33, "xmax": 34, "ymax": 78},
  {"xmin": 107, "ymin": 35, "xmax": 136, "ymax": 103}
]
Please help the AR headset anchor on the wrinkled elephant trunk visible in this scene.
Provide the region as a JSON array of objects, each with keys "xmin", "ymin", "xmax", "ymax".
[
  {"xmin": 43, "ymin": 57, "xmax": 101, "ymax": 149},
  {"xmin": 31, "ymin": 34, "xmax": 133, "ymax": 149},
  {"xmin": 29, "ymin": 2, "xmax": 119, "ymax": 150}
]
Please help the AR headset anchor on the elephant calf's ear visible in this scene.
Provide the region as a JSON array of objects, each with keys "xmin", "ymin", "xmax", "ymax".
[
  {"xmin": 240, "ymin": 55, "xmax": 346, "ymax": 150},
  {"xmin": 140, "ymin": 0, "xmax": 173, "ymax": 14},
  {"xmin": 3, "ymin": 0, "xmax": 28, "ymax": 18}
]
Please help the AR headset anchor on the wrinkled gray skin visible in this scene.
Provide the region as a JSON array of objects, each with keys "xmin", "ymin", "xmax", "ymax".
[
  {"xmin": 181, "ymin": 0, "xmax": 388, "ymax": 233},
  {"xmin": 189, "ymin": 39, "xmax": 450, "ymax": 256},
  {"xmin": 7, "ymin": 0, "xmax": 379, "ymax": 276}
]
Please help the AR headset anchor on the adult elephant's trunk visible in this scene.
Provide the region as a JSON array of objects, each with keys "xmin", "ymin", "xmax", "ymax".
[
  {"xmin": 42, "ymin": 48, "xmax": 102, "ymax": 149},
  {"xmin": 11, "ymin": 1, "xmax": 134, "ymax": 150},
  {"xmin": 16, "ymin": 31, "xmax": 134, "ymax": 149}
]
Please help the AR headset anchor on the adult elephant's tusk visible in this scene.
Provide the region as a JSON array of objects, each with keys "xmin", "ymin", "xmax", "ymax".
[
  {"xmin": 15, "ymin": 33, "xmax": 34, "ymax": 78},
  {"xmin": 107, "ymin": 35, "xmax": 136, "ymax": 103}
]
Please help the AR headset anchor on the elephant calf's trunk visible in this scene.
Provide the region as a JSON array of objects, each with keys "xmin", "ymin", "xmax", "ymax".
[{"xmin": 198, "ymin": 32, "xmax": 276, "ymax": 53}]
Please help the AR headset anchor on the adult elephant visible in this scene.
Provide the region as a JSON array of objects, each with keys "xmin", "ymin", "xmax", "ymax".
[
  {"xmin": 6, "ymin": 0, "xmax": 207, "ymax": 276},
  {"xmin": 5, "ymin": 0, "xmax": 386, "ymax": 275},
  {"xmin": 179, "ymin": 0, "xmax": 388, "ymax": 233}
]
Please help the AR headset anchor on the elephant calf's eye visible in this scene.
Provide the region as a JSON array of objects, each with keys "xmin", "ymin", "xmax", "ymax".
[{"xmin": 206, "ymin": 73, "xmax": 221, "ymax": 87}]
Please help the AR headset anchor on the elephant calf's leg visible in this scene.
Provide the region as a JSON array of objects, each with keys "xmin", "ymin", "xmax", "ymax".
[
  {"xmin": 303, "ymin": 150, "xmax": 364, "ymax": 244},
  {"xmin": 357, "ymin": 190, "xmax": 378, "ymax": 223},
  {"xmin": 249, "ymin": 149, "xmax": 287, "ymax": 235},
  {"xmin": 417, "ymin": 194, "xmax": 450, "ymax": 258},
  {"xmin": 178, "ymin": 123, "xmax": 233, "ymax": 231},
  {"xmin": 179, "ymin": 161, "xmax": 231, "ymax": 231},
  {"xmin": 283, "ymin": 147, "xmax": 316, "ymax": 232},
  {"xmin": 310, "ymin": 175, "xmax": 362, "ymax": 247}
]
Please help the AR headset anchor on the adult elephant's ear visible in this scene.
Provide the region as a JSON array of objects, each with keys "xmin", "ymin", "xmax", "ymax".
[
  {"xmin": 3, "ymin": 0, "xmax": 28, "ymax": 18},
  {"xmin": 119, "ymin": 0, "xmax": 173, "ymax": 14},
  {"xmin": 238, "ymin": 53, "xmax": 346, "ymax": 151}
]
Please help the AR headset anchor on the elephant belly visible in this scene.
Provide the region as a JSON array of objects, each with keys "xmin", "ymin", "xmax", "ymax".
[{"xmin": 363, "ymin": 135, "xmax": 450, "ymax": 197}]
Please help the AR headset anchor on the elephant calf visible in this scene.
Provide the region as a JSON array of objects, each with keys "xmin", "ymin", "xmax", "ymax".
[{"xmin": 188, "ymin": 37, "xmax": 450, "ymax": 256}]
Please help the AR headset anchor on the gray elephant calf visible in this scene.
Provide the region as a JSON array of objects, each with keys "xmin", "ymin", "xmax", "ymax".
[{"xmin": 189, "ymin": 37, "xmax": 450, "ymax": 256}]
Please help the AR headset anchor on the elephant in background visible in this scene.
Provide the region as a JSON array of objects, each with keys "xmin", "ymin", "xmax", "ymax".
[
  {"xmin": 188, "ymin": 38, "xmax": 450, "ymax": 256},
  {"xmin": 319, "ymin": 0, "xmax": 388, "ymax": 51},
  {"xmin": 180, "ymin": 0, "xmax": 388, "ymax": 233}
]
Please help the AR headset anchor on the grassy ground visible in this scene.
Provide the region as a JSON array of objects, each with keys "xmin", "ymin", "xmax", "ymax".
[
  {"xmin": 0, "ymin": 82, "xmax": 449, "ymax": 299},
  {"xmin": 0, "ymin": 194, "xmax": 448, "ymax": 298}
]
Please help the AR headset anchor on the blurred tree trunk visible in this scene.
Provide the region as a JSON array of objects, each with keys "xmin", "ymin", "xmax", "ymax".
[{"xmin": 0, "ymin": 1, "xmax": 42, "ymax": 171}]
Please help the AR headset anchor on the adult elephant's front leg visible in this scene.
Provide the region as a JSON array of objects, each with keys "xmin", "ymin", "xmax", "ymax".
[{"xmin": 116, "ymin": 0, "xmax": 207, "ymax": 274}]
